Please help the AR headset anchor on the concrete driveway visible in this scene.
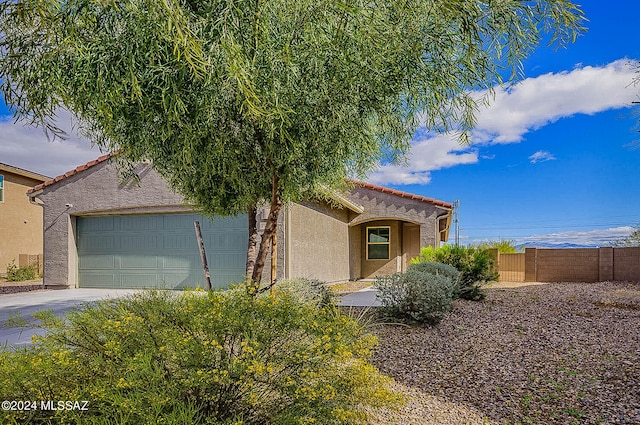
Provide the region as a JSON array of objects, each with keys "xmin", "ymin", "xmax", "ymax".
[
  {"xmin": 0, "ymin": 286, "xmax": 381, "ymax": 348},
  {"xmin": 0, "ymin": 289, "xmax": 140, "ymax": 347}
]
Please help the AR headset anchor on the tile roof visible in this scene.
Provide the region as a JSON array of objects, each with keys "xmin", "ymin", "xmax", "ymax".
[
  {"xmin": 26, "ymin": 154, "xmax": 452, "ymax": 212},
  {"xmin": 27, "ymin": 153, "xmax": 114, "ymax": 194},
  {"xmin": 350, "ymin": 180, "xmax": 452, "ymax": 209},
  {"xmin": 0, "ymin": 163, "xmax": 51, "ymax": 182}
]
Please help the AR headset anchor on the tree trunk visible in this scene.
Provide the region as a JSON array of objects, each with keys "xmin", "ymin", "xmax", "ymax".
[
  {"xmin": 249, "ymin": 174, "xmax": 282, "ymax": 292},
  {"xmin": 245, "ymin": 204, "xmax": 258, "ymax": 281}
]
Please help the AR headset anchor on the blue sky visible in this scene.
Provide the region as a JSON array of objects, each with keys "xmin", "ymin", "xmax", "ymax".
[{"xmin": 1, "ymin": 1, "xmax": 639, "ymax": 247}]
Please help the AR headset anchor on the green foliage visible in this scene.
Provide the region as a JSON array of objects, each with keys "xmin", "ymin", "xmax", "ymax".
[
  {"xmin": 0, "ymin": 0, "xmax": 585, "ymax": 283},
  {"xmin": 0, "ymin": 288, "xmax": 400, "ymax": 424},
  {"xmin": 5, "ymin": 260, "xmax": 37, "ymax": 282},
  {"xmin": 613, "ymin": 225, "xmax": 640, "ymax": 247},
  {"xmin": 476, "ymin": 240, "xmax": 519, "ymax": 253},
  {"xmin": 270, "ymin": 278, "xmax": 335, "ymax": 308},
  {"xmin": 407, "ymin": 261, "xmax": 461, "ymax": 283},
  {"xmin": 375, "ymin": 268, "xmax": 456, "ymax": 325},
  {"xmin": 410, "ymin": 245, "xmax": 498, "ymax": 301}
]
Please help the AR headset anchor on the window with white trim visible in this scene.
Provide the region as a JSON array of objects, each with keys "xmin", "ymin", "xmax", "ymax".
[
  {"xmin": 0, "ymin": 175, "xmax": 4, "ymax": 202},
  {"xmin": 366, "ymin": 226, "xmax": 390, "ymax": 260}
]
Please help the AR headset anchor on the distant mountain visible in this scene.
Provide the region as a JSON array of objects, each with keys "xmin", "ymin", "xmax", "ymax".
[{"xmin": 516, "ymin": 242, "xmax": 605, "ymax": 250}]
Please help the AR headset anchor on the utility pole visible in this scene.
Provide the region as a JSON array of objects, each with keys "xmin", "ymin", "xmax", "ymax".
[{"xmin": 453, "ymin": 200, "xmax": 460, "ymax": 247}]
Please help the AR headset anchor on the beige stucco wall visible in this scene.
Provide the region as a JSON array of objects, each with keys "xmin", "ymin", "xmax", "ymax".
[
  {"xmin": 358, "ymin": 220, "xmax": 403, "ymax": 279},
  {"xmin": 0, "ymin": 171, "xmax": 45, "ymax": 273},
  {"xmin": 346, "ymin": 187, "xmax": 450, "ymax": 249},
  {"xmin": 286, "ymin": 201, "xmax": 351, "ymax": 283}
]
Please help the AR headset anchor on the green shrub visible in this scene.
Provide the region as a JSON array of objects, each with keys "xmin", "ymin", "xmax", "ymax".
[
  {"xmin": 375, "ymin": 269, "xmax": 455, "ymax": 325},
  {"xmin": 410, "ymin": 245, "xmax": 498, "ymax": 301},
  {"xmin": 407, "ymin": 262, "xmax": 460, "ymax": 285},
  {"xmin": 0, "ymin": 288, "xmax": 400, "ymax": 425},
  {"xmin": 274, "ymin": 277, "xmax": 335, "ymax": 308},
  {"xmin": 5, "ymin": 260, "xmax": 37, "ymax": 282}
]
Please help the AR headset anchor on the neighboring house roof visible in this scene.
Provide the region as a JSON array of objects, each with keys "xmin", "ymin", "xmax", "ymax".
[
  {"xmin": 0, "ymin": 163, "xmax": 50, "ymax": 182},
  {"xmin": 350, "ymin": 180, "xmax": 452, "ymax": 209},
  {"xmin": 27, "ymin": 153, "xmax": 113, "ymax": 195}
]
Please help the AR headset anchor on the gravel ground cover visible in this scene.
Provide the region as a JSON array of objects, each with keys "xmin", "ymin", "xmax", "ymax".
[
  {"xmin": 369, "ymin": 281, "xmax": 640, "ymax": 425},
  {"xmin": 0, "ymin": 279, "xmax": 47, "ymax": 295}
]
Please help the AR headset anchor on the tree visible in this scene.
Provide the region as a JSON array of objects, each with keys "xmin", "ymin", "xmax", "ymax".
[
  {"xmin": 0, "ymin": 0, "xmax": 585, "ymax": 289},
  {"xmin": 614, "ymin": 225, "xmax": 640, "ymax": 247},
  {"xmin": 477, "ymin": 240, "xmax": 520, "ymax": 253}
]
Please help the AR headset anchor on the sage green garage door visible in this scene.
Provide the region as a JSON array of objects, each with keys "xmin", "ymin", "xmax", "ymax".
[{"xmin": 77, "ymin": 213, "xmax": 248, "ymax": 289}]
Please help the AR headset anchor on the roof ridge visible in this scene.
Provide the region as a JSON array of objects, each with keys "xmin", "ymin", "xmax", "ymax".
[
  {"xmin": 27, "ymin": 153, "xmax": 114, "ymax": 194},
  {"xmin": 350, "ymin": 180, "xmax": 452, "ymax": 209}
]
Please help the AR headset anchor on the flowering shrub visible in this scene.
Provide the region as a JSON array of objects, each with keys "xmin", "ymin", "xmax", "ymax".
[
  {"xmin": 375, "ymin": 269, "xmax": 456, "ymax": 325},
  {"xmin": 0, "ymin": 287, "xmax": 400, "ymax": 424}
]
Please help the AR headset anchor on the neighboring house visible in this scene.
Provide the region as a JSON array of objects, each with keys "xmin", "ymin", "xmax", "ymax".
[
  {"xmin": 0, "ymin": 163, "xmax": 50, "ymax": 274},
  {"xmin": 28, "ymin": 155, "xmax": 452, "ymax": 289}
]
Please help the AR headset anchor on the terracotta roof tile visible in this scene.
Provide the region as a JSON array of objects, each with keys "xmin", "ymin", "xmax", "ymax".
[
  {"xmin": 350, "ymin": 180, "xmax": 452, "ymax": 209},
  {"xmin": 27, "ymin": 153, "xmax": 113, "ymax": 194}
]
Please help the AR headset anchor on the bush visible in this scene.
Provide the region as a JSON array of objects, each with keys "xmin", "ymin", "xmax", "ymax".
[
  {"xmin": 0, "ymin": 288, "xmax": 400, "ymax": 425},
  {"xmin": 274, "ymin": 277, "xmax": 335, "ymax": 308},
  {"xmin": 6, "ymin": 260, "xmax": 37, "ymax": 282},
  {"xmin": 407, "ymin": 262, "xmax": 460, "ymax": 285},
  {"xmin": 410, "ymin": 245, "xmax": 498, "ymax": 301},
  {"xmin": 375, "ymin": 268, "xmax": 455, "ymax": 325}
]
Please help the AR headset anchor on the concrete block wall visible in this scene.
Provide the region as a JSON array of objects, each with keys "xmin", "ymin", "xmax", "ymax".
[
  {"xmin": 614, "ymin": 247, "xmax": 640, "ymax": 281},
  {"xmin": 523, "ymin": 247, "xmax": 640, "ymax": 283}
]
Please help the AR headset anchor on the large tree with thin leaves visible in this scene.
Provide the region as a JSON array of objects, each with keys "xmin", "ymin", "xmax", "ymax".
[{"xmin": 0, "ymin": 0, "xmax": 585, "ymax": 288}]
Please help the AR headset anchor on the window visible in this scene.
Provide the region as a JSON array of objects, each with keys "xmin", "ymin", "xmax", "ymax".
[
  {"xmin": 0, "ymin": 175, "xmax": 3, "ymax": 202},
  {"xmin": 366, "ymin": 226, "xmax": 390, "ymax": 260}
]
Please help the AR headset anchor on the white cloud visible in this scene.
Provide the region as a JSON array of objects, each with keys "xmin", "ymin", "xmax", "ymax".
[
  {"xmin": 516, "ymin": 226, "xmax": 635, "ymax": 247},
  {"xmin": 367, "ymin": 133, "xmax": 478, "ymax": 185},
  {"xmin": 0, "ymin": 111, "xmax": 103, "ymax": 177},
  {"xmin": 372, "ymin": 59, "xmax": 639, "ymax": 185},
  {"xmin": 473, "ymin": 59, "xmax": 638, "ymax": 144},
  {"xmin": 529, "ymin": 150, "xmax": 556, "ymax": 164}
]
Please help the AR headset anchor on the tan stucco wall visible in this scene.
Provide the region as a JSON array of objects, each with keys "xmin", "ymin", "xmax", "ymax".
[
  {"xmin": 358, "ymin": 220, "xmax": 403, "ymax": 279},
  {"xmin": 0, "ymin": 171, "xmax": 45, "ymax": 273},
  {"xmin": 286, "ymin": 201, "xmax": 351, "ymax": 283}
]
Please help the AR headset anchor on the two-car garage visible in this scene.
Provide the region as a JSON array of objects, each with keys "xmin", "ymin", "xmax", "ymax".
[{"xmin": 76, "ymin": 213, "xmax": 248, "ymax": 289}]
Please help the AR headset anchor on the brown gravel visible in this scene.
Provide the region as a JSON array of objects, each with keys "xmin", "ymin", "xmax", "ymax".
[
  {"xmin": 368, "ymin": 281, "xmax": 640, "ymax": 425},
  {"xmin": 0, "ymin": 279, "xmax": 48, "ymax": 295}
]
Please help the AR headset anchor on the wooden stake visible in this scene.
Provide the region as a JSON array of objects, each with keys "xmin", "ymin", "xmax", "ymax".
[{"xmin": 194, "ymin": 221, "xmax": 212, "ymax": 291}]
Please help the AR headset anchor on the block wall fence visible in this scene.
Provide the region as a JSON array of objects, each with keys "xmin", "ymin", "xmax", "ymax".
[{"xmin": 491, "ymin": 247, "xmax": 640, "ymax": 283}]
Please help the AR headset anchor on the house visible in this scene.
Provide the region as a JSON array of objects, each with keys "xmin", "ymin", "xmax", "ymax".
[
  {"xmin": 27, "ymin": 155, "xmax": 452, "ymax": 289},
  {"xmin": 0, "ymin": 163, "xmax": 50, "ymax": 274}
]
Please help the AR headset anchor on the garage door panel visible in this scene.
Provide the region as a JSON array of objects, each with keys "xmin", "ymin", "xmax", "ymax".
[
  {"xmin": 121, "ymin": 273, "xmax": 159, "ymax": 288},
  {"xmin": 120, "ymin": 255, "xmax": 159, "ymax": 269},
  {"xmin": 163, "ymin": 234, "xmax": 196, "ymax": 250},
  {"xmin": 162, "ymin": 256, "xmax": 199, "ymax": 270},
  {"xmin": 78, "ymin": 273, "xmax": 116, "ymax": 288},
  {"xmin": 78, "ymin": 213, "xmax": 247, "ymax": 289},
  {"xmin": 79, "ymin": 254, "xmax": 116, "ymax": 269}
]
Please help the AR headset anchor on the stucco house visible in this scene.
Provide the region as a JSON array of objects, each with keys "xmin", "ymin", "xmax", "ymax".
[
  {"xmin": 27, "ymin": 155, "xmax": 452, "ymax": 289},
  {"xmin": 0, "ymin": 163, "xmax": 50, "ymax": 274}
]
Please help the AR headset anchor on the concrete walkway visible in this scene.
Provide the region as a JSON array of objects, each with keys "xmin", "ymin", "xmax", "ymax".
[
  {"xmin": 338, "ymin": 286, "xmax": 381, "ymax": 307},
  {"xmin": 0, "ymin": 289, "xmax": 140, "ymax": 347}
]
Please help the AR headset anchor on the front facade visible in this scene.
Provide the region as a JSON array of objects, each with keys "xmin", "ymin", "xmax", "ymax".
[
  {"xmin": 29, "ymin": 156, "xmax": 452, "ymax": 288},
  {"xmin": 0, "ymin": 163, "xmax": 50, "ymax": 274}
]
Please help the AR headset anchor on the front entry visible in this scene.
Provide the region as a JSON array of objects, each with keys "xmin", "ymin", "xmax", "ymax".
[{"xmin": 357, "ymin": 220, "xmax": 421, "ymax": 279}]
